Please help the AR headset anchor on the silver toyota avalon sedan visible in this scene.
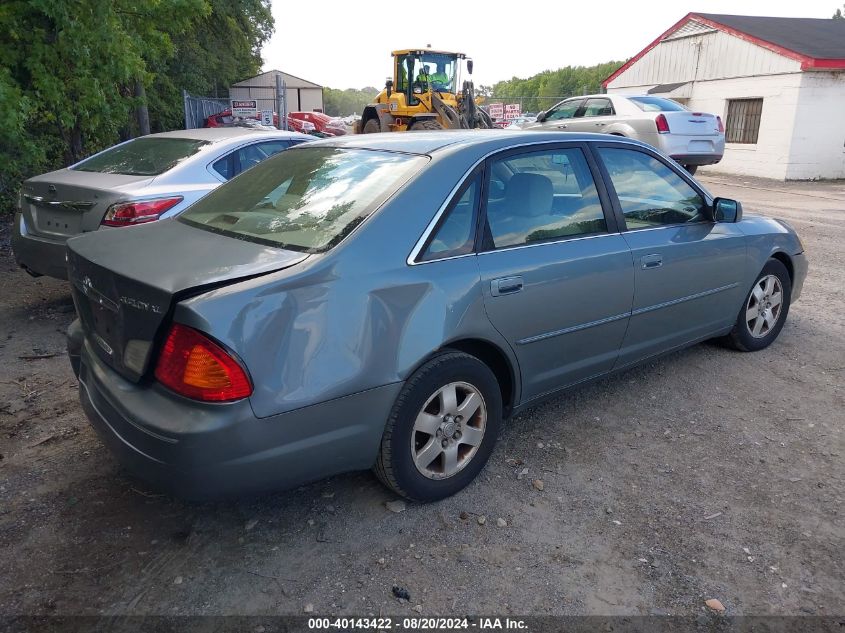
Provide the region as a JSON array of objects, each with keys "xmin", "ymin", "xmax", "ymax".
[
  {"xmin": 12, "ymin": 127, "xmax": 312, "ymax": 279},
  {"xmin": 65, "ymin": 131, "xmax": 806, "ymax": 501},
  {"xmin": 528, "ymin": 94, "xmax": 725, "ymax": 175}
]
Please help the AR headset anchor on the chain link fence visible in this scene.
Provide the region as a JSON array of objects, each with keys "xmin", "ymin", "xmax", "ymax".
[{"xmin": 183, "ymin": 92, "xmax": 229, "ymax": 129}]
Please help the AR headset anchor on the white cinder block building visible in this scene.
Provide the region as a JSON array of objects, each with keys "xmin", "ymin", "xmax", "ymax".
[
  {"xmin": 604, "ymin": 13, "xmax": 845, "ymax": 180},
  {"xmin": 230, "ymin": 70, "xmax": 324, "ymax": 115}
]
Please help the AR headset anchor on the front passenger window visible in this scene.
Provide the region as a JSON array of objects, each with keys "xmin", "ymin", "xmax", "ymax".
[
  {"xmin": 597, "ymin": 148, "xmax": 706, "ymax": 228},
  {"xmin": 546, "ymin": 100, "xmax": 584, "ymax": 121},
  {"xmin": 484, "ymin": 148, "xmax": 607, "ymax": 249}
]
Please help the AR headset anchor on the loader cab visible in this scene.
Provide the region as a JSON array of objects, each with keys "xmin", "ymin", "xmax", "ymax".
[{"xmin": 393, "ymin": 49, "xmax": 464, "ymax": 108}]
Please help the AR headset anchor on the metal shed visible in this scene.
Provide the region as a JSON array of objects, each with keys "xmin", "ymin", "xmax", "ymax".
[{"xmin": 229, "ymin": 70, "xmax": 324, "ymax": 115}]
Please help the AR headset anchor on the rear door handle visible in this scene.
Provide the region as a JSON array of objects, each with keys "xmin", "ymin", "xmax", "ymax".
[
  {"xmin": 491, "ymin": 276, "xmax": 524, "ymax": 296},
  {"xmin": 595, "ymin": 122, "xmax": 606, "ymax": 126},
  {"xmin": 556, "ymin": 124, "xmax": 568, "ymax": 129},
  {"xmin": 641, "ymin": 254, "xmax": 663, "ymax": 269}
]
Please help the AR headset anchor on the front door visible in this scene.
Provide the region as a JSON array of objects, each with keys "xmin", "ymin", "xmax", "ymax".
[
  {"xmin": 594, "ymin": 144, "xmax": 747, "ymax": 367},
  {"xmin": 476, "ymin": 144, "xmax": 634, "ymax": 402}
]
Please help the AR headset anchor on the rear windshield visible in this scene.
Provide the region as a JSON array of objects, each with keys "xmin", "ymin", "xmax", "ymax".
[
  {"xmin": 628, "ymin": 97, "xmax": 688, "ymax": 112},
  {"xmin": 73, "ymin": 137, "xmax": 209, "ymax": 176},
  {"xmin": 179, "ymin": 147, "xmax": 428, "ymax": 253}
]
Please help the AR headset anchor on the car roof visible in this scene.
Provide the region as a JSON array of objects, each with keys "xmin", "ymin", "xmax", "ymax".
[
  {"xmin": 307, "ymin": 129, "xmax": 647, "ymax": 156},
  {"xmin": 145, "ymin": 127, "xmax": 305, "ymax": 142}
]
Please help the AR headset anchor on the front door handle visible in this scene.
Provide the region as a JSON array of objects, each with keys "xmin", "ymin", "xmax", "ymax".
[
  {"xmin": 595, "ymin": 122, "xmax": 606, "ymax": 126},
  {"xmin": 641, "ymin": 254, "xmax": 663, "ymax": 269},
  {"xmin": 491, "ymin": 276, "xmax": 524, "ymax": 296},
  {"xmin": 556, "ymin": 123, "xmax": 568, "ymax": 129}
]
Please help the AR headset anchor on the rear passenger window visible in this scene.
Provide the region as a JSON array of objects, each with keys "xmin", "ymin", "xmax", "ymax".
[
  {"xmin": 420, "ymin": 173, "xmax": 481, "ymax": 261},
  {"xmin": 582, "ymin": 98, "xmax": 614, "ymax": 117},
  {"xmin": 212, "ymin": 155, "xmax": 233, "ymax": 179},
  {"xmin": 484, "ymin": 148, "xmax": 607, "ymax": 249}
]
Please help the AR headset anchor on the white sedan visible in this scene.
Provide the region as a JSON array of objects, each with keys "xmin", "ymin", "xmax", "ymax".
[{"xmin": 528, "ymin": 94, "xmax": 725, "ymax": 175}]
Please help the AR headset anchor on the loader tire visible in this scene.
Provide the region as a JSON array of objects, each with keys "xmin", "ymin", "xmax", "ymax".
[
  {"xmin": 362, "ymin": 118, "xmax": 381, "ymax": 133},
  {"xmin": 409, "ymin": 119, "xmax": 444, "ymax": 131}
]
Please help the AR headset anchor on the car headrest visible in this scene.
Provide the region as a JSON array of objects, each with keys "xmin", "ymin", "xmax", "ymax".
[{"xmin": 505, "ymin": 173, "xmax": 553, "ymax": 217}]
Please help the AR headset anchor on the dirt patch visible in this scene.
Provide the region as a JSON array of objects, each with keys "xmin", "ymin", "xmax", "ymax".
[{"xmin": 0, "ymin": 176, "xmax": 843, "ymax": 617}]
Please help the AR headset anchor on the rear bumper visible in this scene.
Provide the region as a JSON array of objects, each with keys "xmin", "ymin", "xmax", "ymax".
[
  {"xmin": 69, "ymin": 323, "xmax": 401, "ymax": 499},
  {"xmin": 669, "ymin": 153, "xmax": 724, "ymax": 166},
  {"xmin": 11, "ymin": 213, "xmax": 69, "ymax": 279}
]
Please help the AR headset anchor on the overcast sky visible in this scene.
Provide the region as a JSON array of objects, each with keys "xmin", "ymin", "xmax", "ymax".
[{"xmin": 261, "ymin": 0, "xmax": 840, "ymax": 88}]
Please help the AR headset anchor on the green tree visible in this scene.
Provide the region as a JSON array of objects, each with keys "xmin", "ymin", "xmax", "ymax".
[
  {"xmin": 0, "ymin": 0, "xmax": 273, "ymax": 215},
  {"xmin": 490, "ymin": 61, "xmax": 624, "ymax": 113},
  {"xmin": 146, "ymin": 0, "xmax": 273, "ymax": 132},
  {"xmin": 834, "ymin": 5, "xmax": 844, "ymax": 18},
  {"xmin": 323, "ymin": 87, "xmax": 379, "ymax": 117}
]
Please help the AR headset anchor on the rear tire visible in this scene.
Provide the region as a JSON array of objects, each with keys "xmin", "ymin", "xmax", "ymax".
[
  {"xmin": 362, "ymin": 118, "xmax": 381, "ymax": 133},
  {"xmin": 409, "ymin": 119, "xmax": 444, "ymax": 131},
  {"xmin": 684, "ymin": 164, "xmax": 698, "ymax": 176},
  {"xmin": 374, "ymin": 351, "xmax": 502, "ymax": 501},
  {"xmin": 725, "ymin": 259, "xmax": 792, "ymax": 352}
]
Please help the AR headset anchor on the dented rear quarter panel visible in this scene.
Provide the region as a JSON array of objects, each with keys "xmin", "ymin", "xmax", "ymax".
[{"xmin": 175, "ymin": 145, "xmax": 520, "ymax": 419}]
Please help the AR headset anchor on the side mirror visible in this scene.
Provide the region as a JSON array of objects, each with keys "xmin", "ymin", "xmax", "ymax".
[
  {"xmin": 713, "ymin": 197, "xmax": 742, "ymax": 223},
  {"xmin": 385, "ymin": 78, "xmax": 393, "ymax": 97},
  {"xmin": 467, "ymin": 59, "xmax": 474, "ymax": 75},
  {"xmin": 535, "ymin": 111, "xmax": 546, "ymax": 123}
]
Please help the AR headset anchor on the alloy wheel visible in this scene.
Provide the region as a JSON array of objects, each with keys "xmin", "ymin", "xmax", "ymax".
[
  {"xmin": 410, "ymin": 381, "xmax": 487, "ymax": 480},
  {"xmin": 745, "ymin": 274, "xmax": 784, "ymax": 339}
]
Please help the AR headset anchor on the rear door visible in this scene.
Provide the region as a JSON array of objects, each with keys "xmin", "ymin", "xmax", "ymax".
[
  {"xmin": 476, "ymin": 143, "xmax": 634, "ymax": 402},
  {"xmin": 593, "ymin": 143, "xmax": 746, "ymax": 367},
  {"xmin": 567, "ymin": 97, "xmax": 616, "ymax": 134}
]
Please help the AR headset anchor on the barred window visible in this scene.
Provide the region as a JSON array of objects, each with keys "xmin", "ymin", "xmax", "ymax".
[{"xmin": 725, "ymin": 99, "xmax": 763, "ymax": 144}]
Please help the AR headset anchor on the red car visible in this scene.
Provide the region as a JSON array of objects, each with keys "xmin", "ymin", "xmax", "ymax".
[
  {"xmin": 289, "ymin": 111, "xmax": 347, "ymax": 136},
  {"xmin": 205, "ymin": 110, "xmax": 315, "ymax": 135}
]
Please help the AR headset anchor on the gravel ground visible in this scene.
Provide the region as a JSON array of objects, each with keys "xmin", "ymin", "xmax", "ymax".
[{"xmin": 0, "ymin": 174, "xmax": 842, "ymax": 618}]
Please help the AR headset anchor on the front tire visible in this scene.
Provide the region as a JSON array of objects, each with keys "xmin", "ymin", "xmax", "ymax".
[
  {"xmin": 374, "ymin": 351, "xmax": 502, "ymax": 501},
  {"xmin": 362, "ymin": 118, "xmax": 381, "ymax": 133},
  {"xmin": 409, "ymin": 119, "xmax": 444, "ymax": 131},
  {"xmin": 726, "ymin": 259, "xmax": 792, "ymax": 352}
]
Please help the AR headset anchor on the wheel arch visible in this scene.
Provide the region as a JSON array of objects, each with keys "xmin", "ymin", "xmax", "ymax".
[
  {"xmin": 770, "ymin": 251, "xmax": 794, "ymax": 284},
  {"xmin": 438, "ymin": 338, "xmax": 518, "ymax": 418}
]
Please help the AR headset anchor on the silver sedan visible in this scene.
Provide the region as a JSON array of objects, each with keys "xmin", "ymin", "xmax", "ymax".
[
  {"xmin": 528, "ymin": 94, "xmax": 725, "ymax": 175},
  {"xmin": 12, "ymin": 127, "xmax": 312, "ymax": 279}
]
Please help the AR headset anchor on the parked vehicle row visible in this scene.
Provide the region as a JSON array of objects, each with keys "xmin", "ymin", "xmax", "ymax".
[
  {"xmin": 60, "ymin": 131, "xmax": 805, "ymax": 501},
  {"xmin": 205, "ymin": 109, "xmax": 347, "ymax": 137},
  {"xmin": 12, "ymin": 127, "xmax": 312, "ymax": 279},
  {"xmin": 525, "ymin": 94, "xmax": 725, "ymax": 175}
]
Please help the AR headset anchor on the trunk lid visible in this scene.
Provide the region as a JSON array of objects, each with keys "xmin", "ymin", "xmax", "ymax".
[
  {"xmin": 21, "ymin": 169, "xmax": 153, "ymax": 239},
  {"xmin": 662, "ymin": 111, "xmax": 720, "ymax": 137},
  {"xmin": 67, "ymin": 219, "xmax": 308, "ymax": 382}
]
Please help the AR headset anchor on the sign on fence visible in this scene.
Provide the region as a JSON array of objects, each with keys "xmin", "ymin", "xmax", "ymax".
[
  {"xmin": 231, "ymin": 99, "xmax": 259, "ymax": 118},
  {"xmin": 487, "ymin": 103, "xmax": 504, "ymax": 119},
  {"xmin": 504, "ymin": 103, "xmax": 522, "ymax": 120}
]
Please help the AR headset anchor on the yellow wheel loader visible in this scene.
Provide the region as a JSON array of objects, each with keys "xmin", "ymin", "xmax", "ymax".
[{"xmin": 359, "ymin": 49, "xmax": 493, "ymax": 133}]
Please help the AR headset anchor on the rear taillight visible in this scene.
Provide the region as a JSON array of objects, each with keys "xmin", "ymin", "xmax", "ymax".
[
  {"xmin": 655, "ymin": 114, "xmax": 670, "ymax": 134},
  {"xmin": 716, "ymin": 115, "xmax": 725, "ymax": 133},
  {"xmin": 154, "ymin": 324, "xmax": 252, "ymax": 402},
  {"xmin": 102, "ymin": 196, "xmax": 183, "ymax": 227}
]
